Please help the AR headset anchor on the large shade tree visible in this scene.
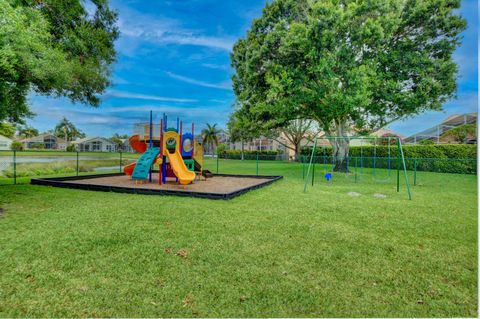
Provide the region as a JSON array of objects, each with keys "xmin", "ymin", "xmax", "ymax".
[
  {"xmin": 0, "ymin": 0, "xmax": 118, "ymax": 124},
  {"xmin": 231, "ymin": 0, "xmax": 466, "ymax": 170}
]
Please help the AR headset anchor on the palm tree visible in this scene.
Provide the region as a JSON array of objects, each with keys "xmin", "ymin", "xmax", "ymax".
[
  {"xmin": 54, "ymin": 117, "xmax": 85, "ymax": 142},
  {"xmin": 18, "ymin": 126, "xmax": 39, "ymax": 138},
  {"xmin": 201, "ymin": 123, "xmax": 220, "ymax": 156}
]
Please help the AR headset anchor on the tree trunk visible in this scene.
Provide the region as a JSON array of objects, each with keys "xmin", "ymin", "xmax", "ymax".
[
  {"xmin": 294, "ymin": 143, "xmax": 300, "ymax": 162},
  {"xmin": 332, "ymin": 138, "xmax": 350, "ymax": 172},
  {"xmin": 331, "ymin": 122, "xmax": 350, "ymax": 172}
]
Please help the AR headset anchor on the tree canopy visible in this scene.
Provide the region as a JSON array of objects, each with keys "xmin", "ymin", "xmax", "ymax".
[
  {"xmin": 18, "ymin": 125, "xmax": 39, "ymax": 138},
  {"xmin": 111, "ymin": 133, "xmax": 128, "ymax": 150},
  {"xmin": 0, "ymin": 123, "xmax": 15, "ymax": 138},
  {"xmin": 0, "ymin": 0, "xmax": 118, "ymax": 123},
  {"xmin": 230, "ymin": 0, "xmax": 466, "ymax": 168}
]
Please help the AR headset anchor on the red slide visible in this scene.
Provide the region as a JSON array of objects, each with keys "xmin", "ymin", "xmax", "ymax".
[{"xmin": 123, "ymin": 135, "xmax": 147, "ymax": 176}]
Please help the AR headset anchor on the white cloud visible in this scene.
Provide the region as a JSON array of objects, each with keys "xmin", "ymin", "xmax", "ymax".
[
  {"xmin": 165, "ymin": 71, "xmax": 231, "ymax": 90},
  {"xmin": 115, "ymin": 6, "xmax": 235, "ymax": 52},
  {"xmin": 105, "ymin": 90, "xmax": 198, "ymax": 103},
  {"xmin": 103, "ymin": 105, "xmax": 228, "ymax": 118},
  {"xmin": 202, "ymin": 63, "xmax": 230, "ymax": 71}
]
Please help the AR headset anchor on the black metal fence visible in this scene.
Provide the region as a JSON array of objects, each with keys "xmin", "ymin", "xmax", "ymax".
[
  {"xmin": 0, "ymin": 150, "xmax": 476, "ymax": 185},
  {"xmin": 0, "ymin": 150, "xmax": 139, "ymax": 185}
]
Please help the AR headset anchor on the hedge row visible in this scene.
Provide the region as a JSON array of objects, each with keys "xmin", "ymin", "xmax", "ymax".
[
  {"xmin": 299, "ymin": 156, "xmax": 476, "ymax": 175},
  {"xmin": 300, "ymin": 144, "xmax": 477, "ymax": 160},
  {"xmin": 221, "ymin": 150, "xmax": 279, "ymax": 155},
  {"xmin": 219, "ymin": 150, "xmax": 280, "ymax": 160}
]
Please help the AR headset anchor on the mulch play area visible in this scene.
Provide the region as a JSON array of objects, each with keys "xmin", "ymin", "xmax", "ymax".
[{"xmin": 31, "ymin": 173, "xmax": 283, "ymax": 200}]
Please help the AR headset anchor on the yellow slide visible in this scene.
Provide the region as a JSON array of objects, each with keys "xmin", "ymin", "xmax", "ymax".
[{"xmin": 166, "ymin": 149, "xmax": 196, "ymax": 185}]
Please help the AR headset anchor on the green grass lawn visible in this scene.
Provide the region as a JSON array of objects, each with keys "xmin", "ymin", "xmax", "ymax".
[{"xmin": 0, "ymin": 159, "xmax": 477, "ymax": 317}]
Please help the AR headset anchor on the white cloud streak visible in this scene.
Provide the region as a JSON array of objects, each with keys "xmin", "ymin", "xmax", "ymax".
[
  {"xmin": 105, "ymin": 90, "xmax": 198, "ymax": 103},
  {"xmin": 116, "ymin": 6, "xmax": 235, "ymax": 51},
  {"xmin": 202, "ymin": 63, "xmax": 230, "ymax": 71},
  {"xmin": 165, "ymin": 71, "xmax": 231, "ymax": 90}
]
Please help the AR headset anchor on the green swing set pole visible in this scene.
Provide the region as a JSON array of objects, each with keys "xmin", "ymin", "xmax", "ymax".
[
  {"xmin": 311, "ymin": 158, "xmax": 315, "ymax": 186},
  {"xmin": 302, "ymin": 156, "xmax": 305, "ymax": 180},
  {"xmin": 414, "ymin": 158, "xmax": 417, "ymax": 186},
  {"xmin": 303, "ymin": 138, "xmax": 318, "ymax": 193},
  {"xmin": 396, "ymin": 139, "xmax": 400, "ymax": 193},
  {"xmin": 398, "ymin": 138, "xmax": 412, "ymax": 200}
]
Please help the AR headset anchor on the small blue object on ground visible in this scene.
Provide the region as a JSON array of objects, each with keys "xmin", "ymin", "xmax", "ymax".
[{"xmin": 325, "ymin": 173, "xmax": 332, "ymax": 181}]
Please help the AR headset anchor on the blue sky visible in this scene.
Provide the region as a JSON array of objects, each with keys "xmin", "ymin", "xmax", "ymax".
[{"xmin": 27, "ymin": 0, "xmax": 478, "ymax": 137}]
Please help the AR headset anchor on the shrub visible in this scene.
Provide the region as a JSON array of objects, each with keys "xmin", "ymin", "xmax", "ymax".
[
  {"xmin": 220, "ymin": 150, "xmax": 280, "ymax": 160},
  {"xmin": 216, "ymin": 143, "xmax": 226, "ymax": 155},
  {"xmin": 30, "ymin": 142, "xmax": 45, "ymax": 149},
  {"xmin": 66, "ymin": 145, "xmax": 76, "ymax": 152},
  {"xmin": 300, "ymin": 144, "xmax": 476, "ymax": 159},
  {"xmin": 10, "ymin": 141, "xmax": 23, "ymax": 151},
  {"xmin": 420, "ymin": 139, "xmax": 435, "ymax": 145}
]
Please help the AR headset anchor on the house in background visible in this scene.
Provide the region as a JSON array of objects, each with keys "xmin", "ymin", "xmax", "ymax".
[
  {"xmin": 121, "ymin": 139, "xmax": 133, "ymax": 152},
  {"xmin": 71, "ymin": 137, "xmax": 117, "ymax": 152},
  {"xmin": 0, "ymin": 135, "xmax": 12, "ymax": 150},
  {"xmin": 18, "ymin": 134, "xmax": 67, "ymax": 150},
  {"xmin": 404, "ymin": 113, "xmax": 477, "ymax": 144}
]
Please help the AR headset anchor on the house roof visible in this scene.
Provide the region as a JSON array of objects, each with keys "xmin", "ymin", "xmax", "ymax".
[
  {"xmin": 18, "ymin": 133, "xmax": 66, "ymax": 144},
  {"xmin": 405, "ymin": 113, "xmax": 477, "ymax": 142},
  {"xmin": 371, "ymin": 128, "xmax": 406, "ymax": 139},
  {"xmin": 71, "ymin": 136, "xmax": 114, "ymax": 144},
  {"xmin": 442, "ymin": 113, "xmax": 477, "ymax": 125},
  {"xmin": 0, "ymin": 135, "xmax": 13, "ymax": 142}
]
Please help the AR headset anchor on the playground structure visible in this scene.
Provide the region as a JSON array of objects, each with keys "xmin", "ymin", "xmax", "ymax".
[
  {"xmin": 123, "ymin": 112, "xmax": 204, "ymax": 185},
  {"xmin": 29, "ymin": 111, "xmax": 283, "ymax": 199},
  {"xmin": 302, "ymin": 136, "xmax": 412, "ymax": 200}
]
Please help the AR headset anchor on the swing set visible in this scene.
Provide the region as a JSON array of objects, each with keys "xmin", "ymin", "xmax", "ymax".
[{"xmin": 302, "ymin": 136, "xmax": 412, "ymax": 200}]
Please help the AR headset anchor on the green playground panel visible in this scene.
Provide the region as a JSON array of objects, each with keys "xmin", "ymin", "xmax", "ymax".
[{"xmin": 184, "ymin": 159, "xmax": 195, "ymax": 171}]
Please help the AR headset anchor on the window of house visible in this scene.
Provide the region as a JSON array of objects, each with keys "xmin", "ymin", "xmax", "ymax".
[
  {"xmin": 44, "ymin": 137, "xmax": 56, "ymax": 149},
  {"xmin": 92, "ymin": 141, "xmax": 102, "ymax": 151}
]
